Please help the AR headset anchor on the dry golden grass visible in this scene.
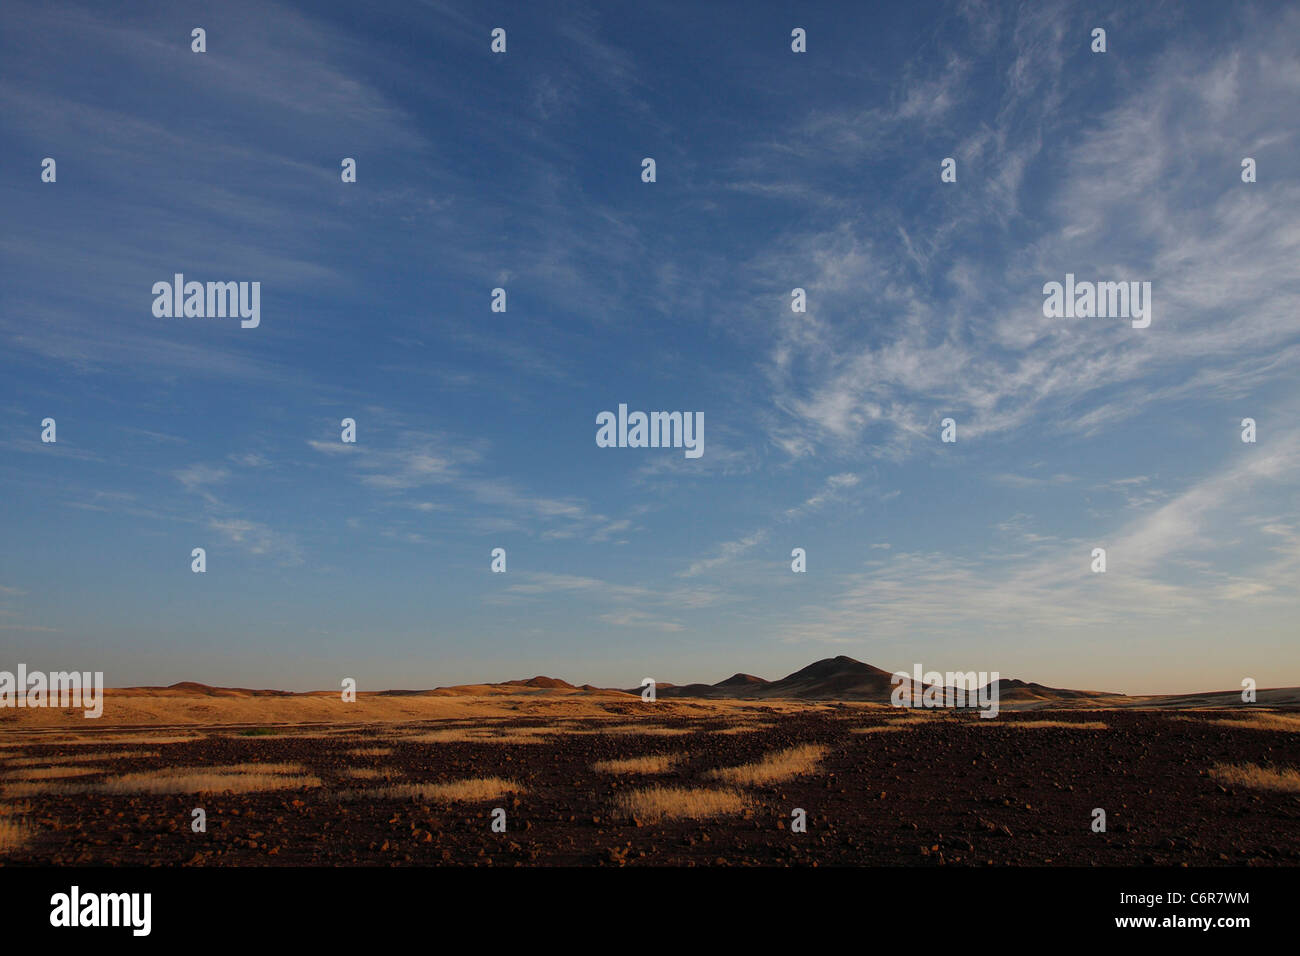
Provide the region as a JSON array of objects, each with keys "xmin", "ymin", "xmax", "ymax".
[
  {"xmin": 98, "ymin": 763, "xmax": 320, "ymax": 794},
  {"xmin": 3, "ymin": 751, "xmax": 160, "ymax": 766},
  {"xmin": 1, "ymin": 693, "xmax": 608, "ymax": 731},
  {"xmin": 591, "ymin": 754, "xmax": 680, "ymax": 774},
  {"xmin": 0, "ymin": 735, "xmax": 89, "ymax": 747},
  {"xmin": 611, "ymin": 785, "xmax": 748, "ymax": 823},
  {"xmin": 707, "ymin": 744, "xmax": 828, "ymax": 786},
  {"xmin": 1209, "ymin": 762, "xmax": 1300, "ymax": 793},
  {"xmin": 978, "ymin": 720, "xmax": 1108, "ymax": 730},
  {"xmin": 351, "ymin": 777, "xmax": 524, "ymax": 802},
  {"xmin": 56, "ymin": 735, "xmax": 199, "ymax": 746},
  {"xmin": 635, "ymin": 727, "xmax": 694, "ymax": 736},
  {"xmin": 851, "ymin": 709, "xmax": 938, "ymax": 722},
  {"xmin": 1205, "ymin": 714, "xmax": 1300, "ymax": 732},
  {"xmin": 0, "ymin": 817, "xmax": 30, "ymax": 854},
  {"xmin": 713, "ymin": 723, "xmax": 775, "ymax": 735},
  {"xmin": 347, "ymin": 747, "xmax": 393, "ymax": 757},
  {"xmin": 0, "ymin": 690, "xmax": 853, "ymax": 732},
  {"xmin": 851, "ymin": 723, "xmax": 914, "ymax": 734},
  {"xmin": 230, "ymin": 730, "xmax": 356, "ymax": 741},
  {"xmin": 566, "ymin": 724, "xmax": 694, "ymax": 737},
  {"xmin": 9, "ymin": 766, "xmax": 106, "ymax": 780},
  {"xmin": 198, "ymin": 762, "xmax": 307, "ymax": 774},
  {"xmin": 401, "ymin": 728, "xmax": 553, "ymax": 744},
  {"xmin": 1, "ymin": 782, "xmax": 71, "ymax": 798}
]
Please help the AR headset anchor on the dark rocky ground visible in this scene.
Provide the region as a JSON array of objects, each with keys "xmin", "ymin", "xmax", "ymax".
[{"xmin": 3, "ymin": 709, "xmax": 1298, "ymax": 866}]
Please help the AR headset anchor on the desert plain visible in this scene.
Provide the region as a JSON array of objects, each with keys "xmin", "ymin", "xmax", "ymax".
[{"xmin": 2, "ymin": 658, "xmax": 1298, "ymax": 867}]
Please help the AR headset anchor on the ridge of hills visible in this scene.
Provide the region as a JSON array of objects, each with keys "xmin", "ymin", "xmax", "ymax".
[{"xmin": 110, "ymin": 656, "xmax": 1117, "ymax": 703}]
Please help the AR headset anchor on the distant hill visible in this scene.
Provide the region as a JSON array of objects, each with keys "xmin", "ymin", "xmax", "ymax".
[
  {"xmin": 108, "ymin": 660, "xmax": 1300, "ymax": 708},
  {"xmin": 113, "ymin": 681, "xmax": 298, "ymax": 698},
  {"xmin": 986, "ymin": 677, "xmax": 1115, "ymax": 703},
  {"xmin": 715, "ymin": 673, "xmax": 768, "ymax": 688},
  {"xmin": 496, "ymin": 676, "xmax": 578, "ymax": 690},
  {"xmin": 636, "ymin": 656, "xmax": 1113, "ymax": 703},
  {"xmin": 114, "ymin": 661, "xmax": 1112, "ymax": 702}
]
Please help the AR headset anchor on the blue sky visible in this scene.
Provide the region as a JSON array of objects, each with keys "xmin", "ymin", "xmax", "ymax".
[{"xmin": 2, "ymin": 0, "xmax": 1298, "ymax": 694}]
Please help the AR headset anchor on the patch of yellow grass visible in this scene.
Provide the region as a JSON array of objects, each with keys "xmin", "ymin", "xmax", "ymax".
[
  {"xmin": 9, "ymin": 766, "xmax": 106, "ymax": 780},
  {"xmin": 978, "ymin": 720, "xmax": 1108, "ymax": 730},
  {"xmin": 867, "ymin": 708, "xmax": 942, "ymax": 721},
  {"xmin": 707, "ymin": 744, "xmax": 828, "ymax": 786},
  {"xmin": 611, "ymin": 786, "xmax": 748, "ymax": 823},
  {"xmin": 354, "ymin": 777, "xmax": 524, "ymax": 802},
  {"xmin": 98, "ymin": 763, "xmax": 320, "ymax": 794},
  {"xmin": 347, "ymin": 747, "xmax": 393, "ymax": 756},
  {"xmin": 1, "ymin": 783, "xmax": 70, "ymax": 797},
  {"xmin": 851, "ymin": 723, "xmax": 914, "ymax": 734},
  {"xmin": 198, "ymin": 762, "xmax": 307, "ymax": 774},
  {"xmin": 713, "ymin": 723, "xmax": 775, "ymax": 735},
  {"xmin": 0, "ymin": 737, "xmax": 87, "ymax": 748},
  {"xmin": 232, "ymin": 731, "xmax": 352, "ymax": 741},
  {"xmin": 64, "ymin": 735, "xmax": 198, "ymax": 745},
  {"xmin": 402, "ymin": 728, "xmax": 552, "ymax": 744},
  {"xmin": 4, "ymin": 751, "xmax": 160, "ymax": 766},
  {"xmin": 1209, "ymin": 762, "xmax": 1300, "ymax": 793},
  {"xmin": 592, "ymin": 754, "xmax": 680, "ymax": 774},
  {"xmin": 567, "ymin": 724, "xmax": 694, "ymax": 736},
  {"xmin": 1206, "ymin": 714, "xmax": 1300, "ymax": 732}
]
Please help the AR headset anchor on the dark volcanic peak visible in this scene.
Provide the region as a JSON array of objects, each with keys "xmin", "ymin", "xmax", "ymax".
[
  {"xmin": 714, "ymin": 673, "xmax": 769, "ymax": 687},
  {"xmin": 778, "ymin": 655, "xmax": 894, "ymax": 681},
  {"xmin": 984, "ymin": 677, "xmax": 1115, "ymax": 700},
  {"xmin": 763, "ymin": 656, "xmax": 899, "ymax": 698},
  {"xmin": 498, "ymin": 676, "xmax": 577, "ymax": 690},
  {"xmin": 651, "ymin": 657, "xmax": 1115, "ymax": 703},
  {"xmin": 786, "ymin": 655, "xmax": 859, "ymax": 673},
  {"xmin": 651, "ymin": 656, "xmax": 900, "ymax": 700}
]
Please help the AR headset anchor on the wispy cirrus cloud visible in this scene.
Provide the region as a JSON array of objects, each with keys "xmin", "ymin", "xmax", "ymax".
[
  {"xmin": 777, "ymin": 434, "xmax": 1300, "ymax": 651},
  {"xmin": 748, "ymin": 16, "xmax": 1300, "ymax": 467},
  {"xmin": 208, "ymin": 517, "xmax": 304, "ymax": 566},
  {"xmin": 680, "ymin": 472, "xmax": 871, "ymax": 577}
]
